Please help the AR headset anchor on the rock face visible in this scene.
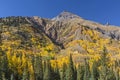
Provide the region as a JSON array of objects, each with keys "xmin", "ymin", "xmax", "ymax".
[
  {"xmin": 95, "ymin": 27, "xmax": 120, "ymax": 40},
  {"xmin": 27, "ymin": 11, "xmax": 120, "ymax": 49},
  {"xmin": 45, "ymin": 12, "xmax": 120, "ymax": 43},
  {"xmin": 52, "ymin": 11, "xmax": 81, "ymax": 21}
]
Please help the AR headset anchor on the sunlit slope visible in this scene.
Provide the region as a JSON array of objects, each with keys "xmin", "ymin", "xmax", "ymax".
[{"xmin": 0, "ymin": 17, "xmax": 58, "ymax": 57}]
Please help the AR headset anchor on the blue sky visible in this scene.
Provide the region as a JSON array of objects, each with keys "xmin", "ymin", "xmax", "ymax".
[{"xmin": 0, "ymin": 0, "xmax": 120, "ymax": 26}]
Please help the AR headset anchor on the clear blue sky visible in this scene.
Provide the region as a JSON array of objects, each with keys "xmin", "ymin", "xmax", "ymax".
[{"xmin": 0, "ymin": 0, "xmax": 120, "ymax": 26}]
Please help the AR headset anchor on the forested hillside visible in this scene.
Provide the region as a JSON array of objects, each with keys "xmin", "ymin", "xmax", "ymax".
[{"xmin": 0, "ymin": 12, "xmax": 120, "ymax": 80}]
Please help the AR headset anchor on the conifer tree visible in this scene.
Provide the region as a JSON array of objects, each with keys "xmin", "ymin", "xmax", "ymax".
[
  {"xmin": 34, "ymin": 54, "xmax": 43, "ymax": 80},
  {"xmin": 61, "ymin": 63, "xmax": 67, "ymax": 80},
  {"xmin": 52, "ymin": 63, "xmax": 60, "ymax": 80},
  {"xmin": 74, "ymin": 65, "xmax": 77, "ymax": 80},
  {"xmin": 99, "ymin": 46, "xmax": 109, "ymax": 80},
  {"xmin": 22, "ymin": 68, "xmax": 29, "ymax": 80},
  {"xmin": 90, "ymin": 61, "xmax": 99, "ymax": 80},
  {"xmin": 4, "ymin": 54, "xmax": 10, "ymax": 79},
  {"xmin": 0, "ymin": 26, "xmax": 2, "ymax": 45},
  {"xmin": 66, "ymin": 54, "xmax": 75, "ymax": 80},
  {"xmin": 43, "ymin": 60, "xmax": 51, "ymax": 80},
  {"xmin": 113, "ymin": 60, "xmax": 119, "ymax": 80},
  {"xmin": 2, "ymin": 73, "xmax": 6, "ymax": 80},
  {"xmin": 83, "ymin": 58, "xmax": 90, "ymax": 80},
  {"xmin": 10, "ymin": 74, "xmax": 14, "ymax": 80},
  {"xmin": 77, "ymin": 65, "xmax": 84, "ymax": 80},
  {"xmin": 0, "ymin": 26, "xmax": 3, "ymax": 79}
]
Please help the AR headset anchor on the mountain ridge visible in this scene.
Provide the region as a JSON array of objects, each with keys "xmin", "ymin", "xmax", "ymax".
[
  {"xmin": 1, "ymin": 12, "xmax": 120, "ymax": 80},
  {"xmin": 52, "ymin": 11, "xmax": 81, "ymax": 21},
  {"xmin": 0, "ymin": 12, "xmax": 120, "ymax": 55}
]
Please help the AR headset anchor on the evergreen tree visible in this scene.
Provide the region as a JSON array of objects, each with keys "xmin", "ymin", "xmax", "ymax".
[
  {"xmin": 0, "ymin": 52, "xmax": 10, "ymax": 80},
  {"xmin": 99, "ymin": 46, "xmax": 109, "ymax": 80},
  {"xmin": 77, "ymin": 65, "xmax": 84, "ymax": 80},
  {"xmin": 0, "ymin": 26, "xmax": 2, "ymax": 45},
  {"xmin": 83, "ymin": 58, "xmax": 90, "ymax": 80},
  {"xmin": 34, "ymin": 55, "xmax": 43, "ymax": 80},
  {"xmin": 51, "ymin": 63, "xmax": 60, "ymax": 80},
  {"xmin": 74, "ymin": 65, "xmax": 77, "ymax": 80},
  {"xmin": 22, "ymin": 68, "xmax": 29, "ymax": 80},
  {"xmin": 10, "ymin": 74, "xmax": 14, "ymax": 80},
  {"xmin": 0, "ymin": 25, "xmax": 3, "ymax": 79},
  {"xmin": 43, "ymin": 60, "xmax": 51, "ymax": 80},
  {"xmin": 66, "ymin": 54, "xmax": 75, "ymax": 80},
  {"xmin": 2, "ymin": 73, "xmax": 6, "ymax": 80},
  {"xmin": 106, "ymin": 67, "xmax": 116, "ymax": 80},
  {"xmin": 113, "ymin": 60, "xmax": 119, "ymax": 80},
  {"xmin": 90, "ymin": 61, "xmax": 99, "ymax": 80},
  {"xmin": 61, "ymin": 63, "xmax": 67, "ymax": 80}
]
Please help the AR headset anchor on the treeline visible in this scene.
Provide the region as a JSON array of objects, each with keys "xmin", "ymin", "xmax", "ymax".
[
  {"xmin": 0, "ymin": 16, "xmax": 29, "ymax": 26},
  {"xmin": 0, "ymin": 47, "xmax": 120, "ymax": 80}
]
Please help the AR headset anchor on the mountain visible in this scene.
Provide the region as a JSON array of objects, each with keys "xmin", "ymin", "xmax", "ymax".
[
  {"xmin": 0, "ymin": 12, "xmax": 120, "ymax": 59},
  {"xmin": 1, "ymin": 11, "xmax": 120, "ymax": 80},
  {"xmin": 43, "ymin": 12, "xmax": 120, "ymax": 58}
]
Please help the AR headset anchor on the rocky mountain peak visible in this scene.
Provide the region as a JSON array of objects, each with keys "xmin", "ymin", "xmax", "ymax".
[{"xmin": 52, "ymin": 11, "xmax": 81, "ymax": 21}]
